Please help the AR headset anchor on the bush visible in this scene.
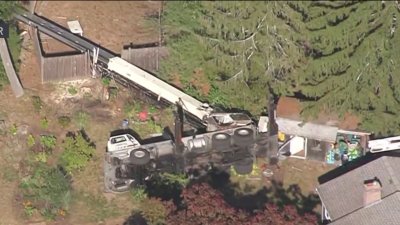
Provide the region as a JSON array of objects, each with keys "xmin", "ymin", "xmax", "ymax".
[
  {"xmin": 27, "ymin": 134, "xmax": 36, "ymax": 148},
  {"xmin": 20, "ymin": 163, "xmax": 71, "ymax": 220},
  {"xmin": 40, "ymin": 135, "xmax": 56, "ymax": 151},
  {"xmin": 67, "ymin": 86, "xmax": 78, "ymax": 95},
  {"xmin": 58, "ymin": 116, "xmax": 71, "ymax": 128},
  {"xmin": 60, "ymin": 132, "xmax": 95, "ymax": 174},
  {"xmin": 101, "ymin": 76, "xmax": 111, "ymax": 86},
  {"xmin": 31, "ymin": 96, "xmax": 43, "ymax": 113},
  {"xmin": 130, "ymin": 187, "xmax": 148, "ymax": 203},
  {"xmin": 40, "ymin": 117, "xmax": 49, "ymax": 130},
  {"xmin": 138, "ymin": 198, "xmax": 169, "ymax": 225}
]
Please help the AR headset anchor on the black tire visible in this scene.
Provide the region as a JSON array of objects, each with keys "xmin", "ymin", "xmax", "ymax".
[
  {"xmin": 233, "ymin": 128, "xmax": 254, "ymax": 146},
  {"xmin": 233, "ymin": 158, "xmax": 253, "ymax": 175},
  {"xmin": 212, "ymin": 132, "xmax": 231, "ymax": 151},
  {"xmin": 129, "ymin": 148, "xmax": 151, "ymax": 165}
]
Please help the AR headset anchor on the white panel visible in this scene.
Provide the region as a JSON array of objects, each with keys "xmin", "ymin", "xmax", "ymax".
[
  {"xmin": 108, "ymin": 57, "xmax": 213, "ymax": 121},
  {"xmin": 290, "ymin": 136, "xmax": 305, "ymax": 155},
  {"xmin": 276, "ymin": 118, "xmax": 338, "ymax": 142}
]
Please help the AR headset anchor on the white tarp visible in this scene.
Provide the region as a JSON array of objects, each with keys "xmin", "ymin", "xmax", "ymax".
[{"xmin": 276, "ymin": 117, "xmax": 338, "ymax": 142}]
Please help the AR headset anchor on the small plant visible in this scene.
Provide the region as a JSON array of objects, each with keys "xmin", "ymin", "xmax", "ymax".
[
  {"xmin": 20, "ymin": 164, "xmax": 71, "ymax": 220},
  {"xmin": 40, "ymin": 117, "xmax": 49, "ymax": 130},
  {"xmin": 149, "ymin": 105, "xmax": 158, "ymax": 114},
  {"xmin": 108, "ymin": 86, "xmax": 118, "ymax": 99},
  {"xmin": 130, "ymin": 187, "xmax": 148, "ymax": 202},
  {"xmin": 67, "ymin": 86, "xmax": 78, "ymax": 95},
  {"xmin": 60, "ymin": 132, "xmax": 95, "ymax": 173},
  {"xmin": 101, "ymin": 76, "xmax": 111, "ymax": 86},
  {"xmin": 57, "ymin": 116, "xmax": 71, "ymax": 128},
  {"xmin": 9, "ymin": 123, "xmax": 17, "ymax": 135},
  {"xmin": 34, "ymin": 152, "xmax": 48, "ymax": 163},
  {"xmin": 27, "ymin": 134, "xmax": 36, "ymax": 148},
  {"xmin": 40, "ymin": 135, "xmax": 56, "ymax": 151},
  {"xmin": 73, "ymin": 111, "xmax": 90, "ymax": 129},
  {"xmin": 23, "ymin": 200, "xmax": 36, "ymax": 217},
  {"xmin": 31, "ymin": 96, "xmax": 43, "ymax": 113}
]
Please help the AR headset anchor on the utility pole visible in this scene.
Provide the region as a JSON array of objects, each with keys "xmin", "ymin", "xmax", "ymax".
[{"xmin": 267, "ymin": 85, "xmax": 279, "ymax": 164}]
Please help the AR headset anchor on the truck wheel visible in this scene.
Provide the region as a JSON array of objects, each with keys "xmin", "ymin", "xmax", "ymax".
[
  {"xmin": 212, "ymin": 133, "xmax": 231, "ymax": 151},
  {"xmin": 129, "ymin": 148, "xmax": 151, "ymax": 165},
  {"xmin": 233, "ymin": 157, "xmax": 253, "ymax": 175},
  {"xmin": 233, "ymin": 128, "xmax": 254, "ymax": 146}
]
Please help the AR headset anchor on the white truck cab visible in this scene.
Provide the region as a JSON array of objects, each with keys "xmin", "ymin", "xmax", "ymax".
[{"xmin": 107, "ymin": 134, "xmax": 140, "ymax": 159}]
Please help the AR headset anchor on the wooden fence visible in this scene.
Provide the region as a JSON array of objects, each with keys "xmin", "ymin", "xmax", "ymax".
[
  {"xmin": 121, "ymin": 44, "xmax": 168, "ymax": 74},
  {"xmin": 32, "ymin": 28, "xmax": 89, "ymax": 83}
]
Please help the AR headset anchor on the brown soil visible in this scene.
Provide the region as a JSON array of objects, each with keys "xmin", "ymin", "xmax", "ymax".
[
  {"xmin": 35, "ymin": 1, "xmax": 161, "ymax": 54},
  {"xmin": 277, "ymin": 96, "xmax": 361, "ymax": 130}
]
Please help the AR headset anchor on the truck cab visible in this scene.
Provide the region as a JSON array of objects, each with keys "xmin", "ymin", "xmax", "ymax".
[
  {"xmin": 205, "ymin": 112, "xmax": 253, "ymax": 132},
  {"xmin": 107, "ymin": 134, "xmax": 141, "ymax": 159}
]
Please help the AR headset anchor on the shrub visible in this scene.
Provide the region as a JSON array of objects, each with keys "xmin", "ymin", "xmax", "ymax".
[
  {"xmin": 57, "ymin": 116, "xmax": 71, "ymax": 128},
  {"xmin": 67, "ymin": 86, "xmax": 78, "ymax": 95},
  {"xmin": 60, "ymin": 132, "xmax": 95, "ymax": 174},
  {"xmin": 19, "ymin": 163, "xmax": 71, "ymax": 220},
  {"xmin": 101, "ymin": 76, "xmax": 111, "ymax": 86},
  {"xmin": 27, "ymin": 134, "xmax": 36, "ymax": 148},
  {"xmin": 130, "ymin": 187, "xmax": 148, "ymax": 203},
  {"xmin": 31, "ymin": 96, "xmax": 43, "ymax": 113},
  {"xmin": 9, "ymin": 123, "xmax": 17, "ymax": 135},
  {"xmin": 40, "ymin": 117, "xmax": 49, "ymax": 130},
  {"xmin": 138, "ymin": 198, "xmax": 169, "ymax": 225},
  {"xmin": 40, "ymin": 135, "xmax": 56, "ymax": 151},
  {"xmin": 34, "ymin": 152, "xmax": 48, "ymax": 163}
]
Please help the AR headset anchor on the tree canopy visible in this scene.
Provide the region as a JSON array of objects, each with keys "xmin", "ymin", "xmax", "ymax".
[{"xmin": 161, "ymin": 1, "xmax": 400, "ymax": 136}]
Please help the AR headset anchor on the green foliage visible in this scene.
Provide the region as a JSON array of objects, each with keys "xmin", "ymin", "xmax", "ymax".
[
  {"xmin": 9, "ymin": 123, "xmax": 17, "ymax": 135},
  {"xmin": 57, "ymin": 116, "xmax": 71, "ymax": 128},
  {"xmin": 159, "ymin": 172, "xmax": 189, "ymax": 187},
  {"xmin": 34, "ymin": 152, "xmax": 48, "ymax": 163},
  {"xmin": 67, "ymin": 86, "xmax": 78, "ymax": 95},
  {"xmin": 101, "ymin": 76, "xmax": 111, "ymax": 86},
  {"xmin": 40, "ymin": 135, "xmax": 56, "ymax": 151},
  {"xmin": 161, "ymin": 1, "xmax": 304, "ymax": 114},
  {"xmin": 138, "ymin": 198, "xmax": 168, "ymax": 225},
  {"xmin": 161, "ymin": 1, "xmax": 400, "ymax": 135},
  {"xmin": 19, "ymin": 163, "xmax": 71, "ymax": 220},
  {"xmin": 40, "ymin": 117, "xmax": 49, "ymax": 130},
  {"xmin": 27, "ymin": 134, "xmax": 36, "ymax": 148},
  {"xmin": 73, "ymin": 111, "xmax": 90, "ymax": 129},
  {"xmin": 60, "ymin": 132, "xmax": 95, "ymax": 174},
  {"xmin": 130, "ymin": 187, "xmax": 148, "ymax": 203},
  {"xmin": 0, "ymin": 2, "xmax": 22, "ymax": 20},
  {"xmin": 31, "ymin": 96, "xmax": 43, "ymax": 113}
]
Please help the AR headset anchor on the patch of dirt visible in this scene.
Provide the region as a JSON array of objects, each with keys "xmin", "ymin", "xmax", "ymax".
[
  {"xmin": 277, "ymin": 96, "xmax": 361, "ymax": 130},
  {"xmin": 190, "ymin": 68, "xmax": 211, "ymax": 95},
  {"xmin": 35, "ymin": 1, "xmax": 161, "ymax": 54}
]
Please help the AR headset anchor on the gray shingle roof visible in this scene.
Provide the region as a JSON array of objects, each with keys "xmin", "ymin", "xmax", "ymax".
[
  {"xmin": 317, "ymin": 156, "xmax": 400, "ymax": 224},
  {"xmin": 329, "ymin": 192, "xmax": 400, "ymax": 225}
]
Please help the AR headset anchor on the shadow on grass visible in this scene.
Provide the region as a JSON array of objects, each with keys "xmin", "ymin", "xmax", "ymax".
[
  {"xmin": 142, "ymin": 167, "xmax": 321, "ymax": 219},
  {"xmin": 209, "ymin": 169, "xmax": 320, "ymax": 216}
]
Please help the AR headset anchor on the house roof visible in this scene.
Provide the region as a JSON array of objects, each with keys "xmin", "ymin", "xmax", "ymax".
[
  {"xmin": 329, "ymin": 192, "xmax": 400, "ymax": 225},
  {"xmin": 317, "ymin": 153, "xmax": 400, "ymax": 224},
  {"xmin": 276, "ymin": 97, "xmax": 361, "ymax": 131}
]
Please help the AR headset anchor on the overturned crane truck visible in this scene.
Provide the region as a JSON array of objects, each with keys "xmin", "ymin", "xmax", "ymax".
[{"xmin": 104, "ymin": 101, "xmax": 262, "ymax": 193}]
